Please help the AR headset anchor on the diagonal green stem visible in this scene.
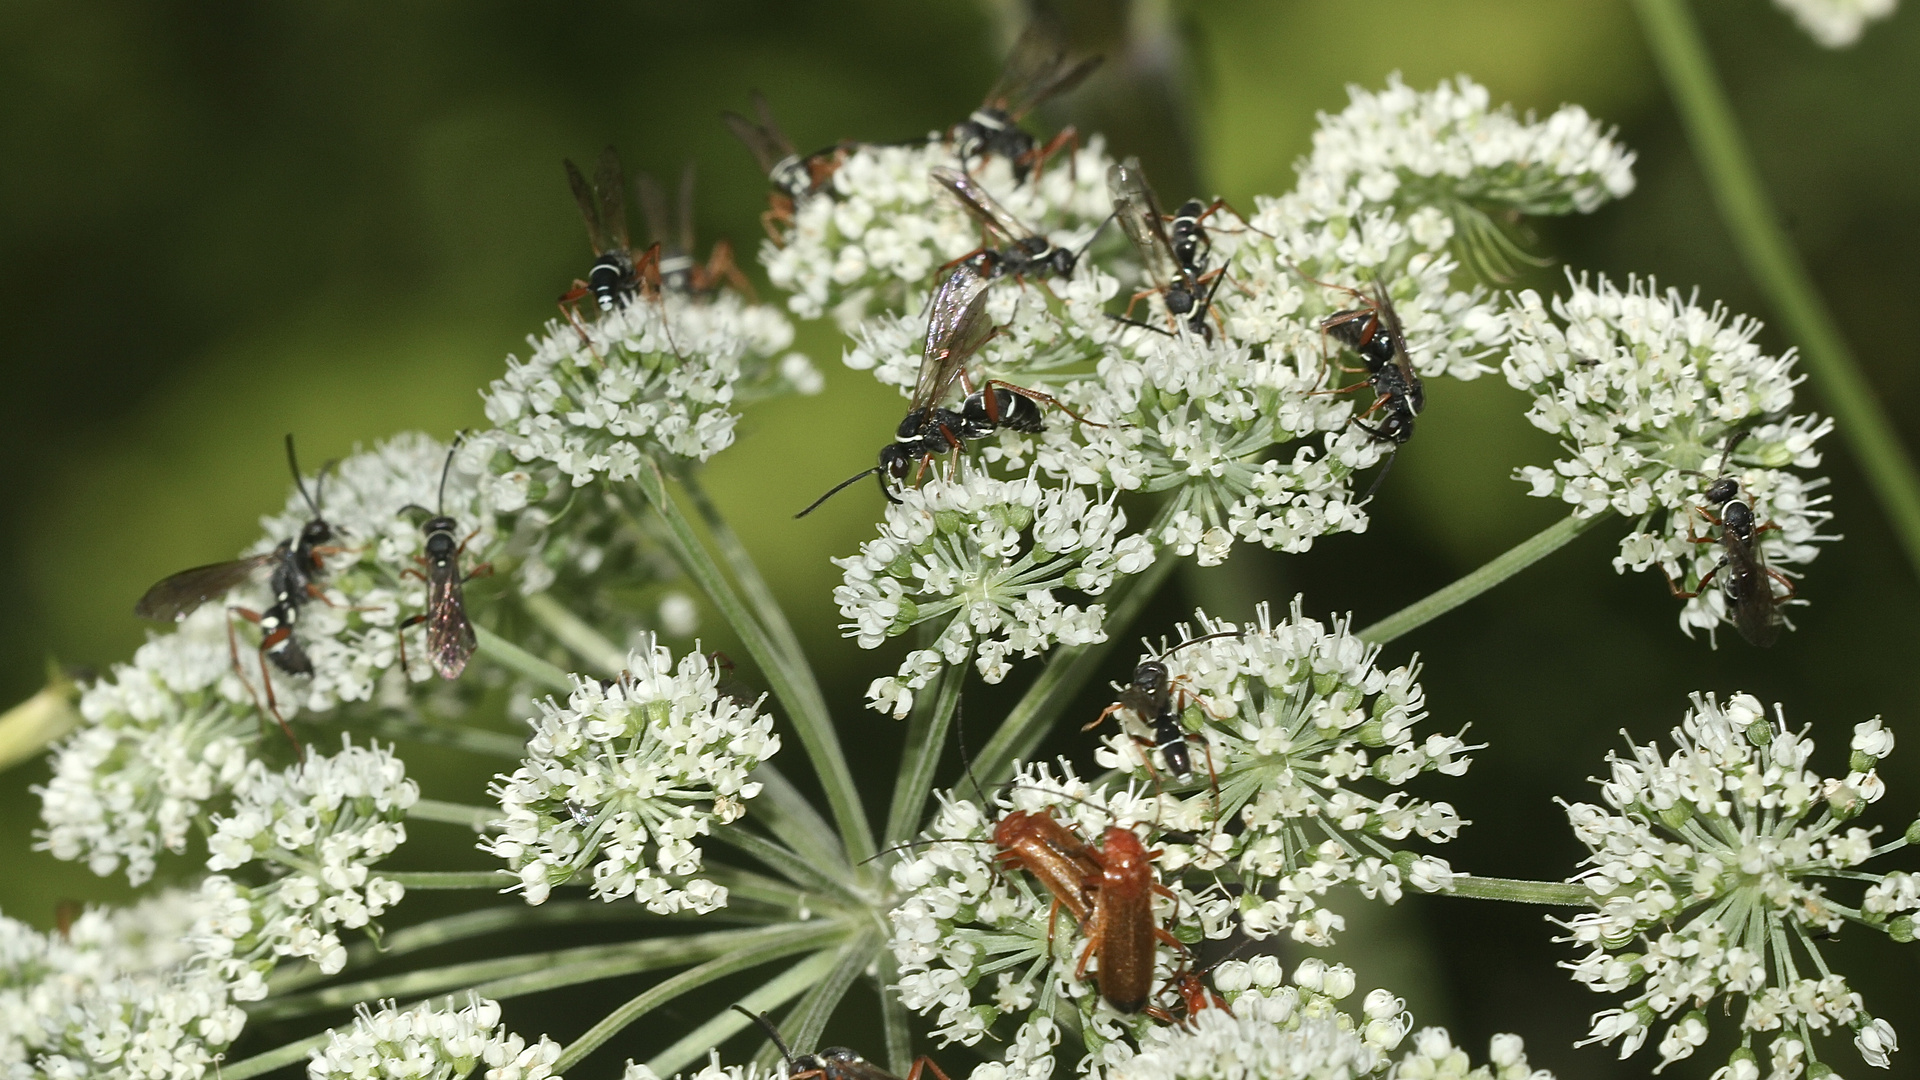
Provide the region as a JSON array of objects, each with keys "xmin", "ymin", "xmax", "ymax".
[
  {"xmin": 1633, "ymin": 0, "xmax": 1920, "ymax": 581},
  {"xmin": 645, "ymin": 950, "xmax": 841, "ymax": 1077},
  {"xmin": 1357, "ymin": 511, "xmax": 1604, "ymax": 644},
  {"xmin": 751, "ymin": 762, "xmax": 847, "ymax": 874},
  {"xmin": 884, "ymin": 662, "xmax": 964, "ymax": 846},
  {"xmin": 678, "ymin": 468, "xmax": 811, "ymax": 672},
  {"xmin": 385, "ymin": 870, "xmax": 512, "ymax": 890},
  {"xmin": 337, "ymin": 713, "xmax": 527, "ymax": 759},
  {"xmin": 552, "ymin": 920, "xmax": 850, "ymax": 1073},
  {"xmin": 629, "ymin": 459, "xmax": 873, "ymax": 864},
  {"xmin": 972, "ymin": 535, "xmax": 1180, "ymax": 785},
  {"xmin": 407, "ymin": 799, "xmax": 495, "ymax": 829},
  {"xmin": 769, "ymin": 930, "xmax": 881, "ymax": 1070},
  {"xmin": 708, "ymin": 826, "xmax": 865, "ymax": 907},
  {"xmin": 475, "ymin": 625, "xmax": 574, "ymax": 693},
  {"xmin": 877, "ymin": 949, "xmax": 913, "ymax": 1076},
  {"xmin": 221, "ymin": 1031, "xmax": 333, "ymax": 1080},
  {"xmin": 1445, "ymin": 875, "xmax": 1595, "ymax": 906},
  {"xmin": 521, "ymin": 591, "xmax": 628, "ymax": 676}
]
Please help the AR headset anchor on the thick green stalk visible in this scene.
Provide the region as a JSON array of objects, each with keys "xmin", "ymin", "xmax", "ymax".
[
  {"xmin": 249, "ymin": 924, "xmax": 795, "ymax": 1021},
  {"xmin": 629, "ymin": 460, "xmax": 873, "ymax": 863},
  {"xmin": 644, "ymin": 950, "xmax": 842, "ymax": 1077},
  {"xmin": 679, "ymin": 468, "xmax": 812, "ymax": 672},
  {"xmin": 972, "ymin": 541, "xmax": 1180, "ymax": 785},
  {"xmin": 221, "ymin": 1032, "xmax": 333, "ymax": 1080},
  {"xmin": 338, "ymin": 714, "xmax": 527, "ymax": 759},
  {"xmin": 552, "ymin": 921, "xmax": 849, "ymax": 1073},
  {"xmin": 474, "ymin": 625, "xmax": 574, "ymax": 693},
  {"xmin": 385, "ymin": 870, "xmax": 511, "ymax": 890},
  {"xmin": 878, "ymin": 950, "xmax": 913, "ymax": 1076},
  {"xmin": 708, "ymin": 826, "xmax": 865, "ymax": 907},
  {"xmin": 750, "ymin": 762, "xmax": 848, "ymax": 876},
  {"xmin": 1357, "ymin": 512, "xmax": 1603, "ymax": 644},
  {"xmin": 407, "ymin": 799, "xmax": 495, "ymax": 829},
  {"xmin": 1633, "ymin": 0, "xmax": 1920, "ymax": 580},
  {"xmin": 1446, "ymin": 875, "xmax": 1594, "ymax": 906},
  {"xmin": 521, "ymin": 591, "xmax": 628, "ymax": 676},
  {"xmin": 772, "ymin": 931, "xmax": 880, "ymax": 1070},
  {"xmin": 884, "ymin": 662, "xmax": 964, "ymax": 846}
]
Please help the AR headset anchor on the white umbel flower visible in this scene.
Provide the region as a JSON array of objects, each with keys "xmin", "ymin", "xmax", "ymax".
[
  {"xmin": 1094, "ymin": 601, "xmax": 1469, "ymax": 945},
  {"xmin": 763, "ymin": 137, "xmax": 1113, "ymax": 324},
  {"xmin": 307, "ymin": 995, "xmax": 561, "ymax": 1080},
  {"xmin": 1771, "ymin": 0, "xmax": 1897, "ymax": 46},
  {"xmin": 1559, "ymin": 692, "xmax": 1903, "ymax": 1076},
  {"xmin": 485, "ymin": 289, "xmax": 810, "ymax": 481},
  {"xmin": 836, "ymin": 472, "xmax": 1152, "ymax": 717},
  {"xmin": 622, "ymin": 1053, "xmax": 782, "ymax": 1080},
  {"xmin": 1503, "ymin": 274, "xmax": 1835, "ymax": 643},
  {"xmin": 483, "ymin": 644, "xmax": 778, "ymax": 910},
  {"xmin": 1109, "ymin": 993, "xmax": 1382, "ymax": 1080},
  {"xmin": 1389, "ymin": 1028, "xmax": 1558, "ymax": 1080}
]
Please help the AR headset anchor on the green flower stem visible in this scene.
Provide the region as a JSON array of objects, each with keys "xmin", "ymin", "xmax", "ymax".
[
  {"xmin": 249, "ymin": 924, "xmax": 773, "ymax": 1021},
  {"xmin": 629, "ymin": 459, "xmax": 874, "ymax": 864},
  {"xmin": 385, "ymin": 870, "xmax": 513, "ymax": 890},
  {"xmin": 885, "ymin": 662, "xmax": 964, "ymax": 847},
  {"xmin": 1633, "ymin": 0, "xmax": 1920, "ymax": 580},
  {"xmin": 644, "ymin": 949, "xmax": 842, "ymax": 1078},
  {"xmin": 708, "ymin": 826, "xmax": 866, "ymax": 907},
  {"xmin": 1357, "ymin": 511, "xmax": 1604, "ymax": 644},
  {"xmin": 878, "ymin": 949, "xmax": 912, "ymax": 1076},
  {"xmin": 751, "ymin": 762, "xmax": 848, "ymax": 876},
  {"xmin": 407, "ymin": 799, "xmax": 495, "ymax": 829},
  {"xmin": 338, "ymin": 713, "xmax": 527, "ymax": 759},
  {"xmin": 265, "ymin": 901, "xmax": 668, "ymax": 995},
  {"xmin": 972, "ymin": 534, "xmax": 1181, "ymax": 785},
  {"xmin": 679, "ymin": 467, "xmax": 811, "ymax": 673},
  {"xmin": 521, "ymin": 591, "xmax": 627, "ymax": 676},
  {"xmin": 474, "ymin": 625, "xmax": 574, "ymax": 693},
  {"xmin": 781, "ymin": 930, "xmax": 882, "ymax": 1068},
  {"xmin": 1445, "ymin": 875, "xmax": 1595, "ymax": 906},
  {"xmin": 220, "ymin": 1031, "xmax": 333, "ymax": 1080},
  {"xmin": 552, "ymin": 921, "xmax": 850, "ymax": 1073}
]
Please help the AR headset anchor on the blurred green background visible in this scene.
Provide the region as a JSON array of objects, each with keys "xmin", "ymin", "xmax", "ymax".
[{"xmin": 2, "ymin": 2, "xmax": 1916, "ymax": 1077}]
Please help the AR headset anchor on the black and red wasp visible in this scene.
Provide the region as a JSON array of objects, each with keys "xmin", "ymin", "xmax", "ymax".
[
  {"xmin": 930, "ymin": 166, "xmax": 1099, "ymax": 282},
  {"xmin": 1106, "ymin": 159, "xmax": 1228, "ymax": 341},
  {"xmin": 398, "ymin": 443, "xmax": 490, "ymax": 680},
  {"xmin": 731, "ymin": 1007, "xmax": 952, "ymax": 1080},
  {"xmin": 1084, "ymin": 632, "xmax": 1241, "ymax": 799},
  {"xmin": 795, "ymin": 260, "xmax": 1089, "ymax": 516},
  {"xmin": 950, "ymin": 20, "xmax": 1102, "ymax": 181},
  {"xmin": 1663, "ymin": 431, "xmax": 1793, "ymax": 647},
  {"xmin": 134, "ymin": 435, "xmax": 338, "ymax": 745},
  {"xmin": 723, "ymin": 91, "xmax": 854, "ymax": 242},
  {"xmin": 634, "ymin": 162, "xmax": 755, "ymax": 300},
  {"xmin": 562, "ymin": 146, "xmax": 658, "ymax": 314},
  {"xmin": 1302, "ymin": 277, "xmax": 1425, "ymax": 496}
]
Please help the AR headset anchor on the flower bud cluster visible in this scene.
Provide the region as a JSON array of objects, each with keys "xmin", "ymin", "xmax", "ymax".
[
  {"xmin": 1559, "ymin": 692, "xmax": 1900, "ymax": 1075},
  {"xmin": 485, "ymin": 290, "xmax": 817, "ymax": 482},
  {"xmin": 483, "ymin": 645, "xmax": 779, "ymax": 910},
  {"xmin": 307, "ymin": 994, "xmax": 561, "ymax": 1080},
  {"xmin": 1502, "ymin": 275, "xmax": 1835, "ymax": 642},
  {"xmin": 838, "ymin": 473, "xmax": 1153, "ymax": 717},
  {"xmin": 1095, "ymin": 601, "xmax": 1468, "ymax": 944}
]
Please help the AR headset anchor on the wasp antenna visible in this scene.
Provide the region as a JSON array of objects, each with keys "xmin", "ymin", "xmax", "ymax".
[
  {"xmin": 285, "ymin": 435, "xmax": 321, "ymax": 517},
  {"xmin": 953, "ymin": 698, "xmax": 990, "ymax": 808},
  {"xmin": 1074, "ymin": 211, "xmax": 1116, "ymax": 261},
  {"xmin": 1158, "ymin": 630, "xmax": 1244, "ymax": 661},
  {"xmin": 1715, "ymin": 429, "xmax": 1751, "ymax": 477},
  {"xmin": 433, "ymin": 435, "xmax": 465, "ymax": 515},
  {"xmin": 729, "ymin": 1006, "xmax": 795, "ymax": 1064},
  {"xmin": 1361, "ymin": 447, "xmax": 1399, "ymax": 503},
  {"xmin": 795, "ymin": 468, "xmax": 879, "ymax": 518}
]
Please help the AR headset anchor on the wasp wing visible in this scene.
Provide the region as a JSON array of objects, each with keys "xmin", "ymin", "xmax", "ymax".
[
  {"xmin": 723, "ymin": 91, "xmax": 797, "ymax": 177},
  {"xmin": 134, "ymin": 553, "xmax": 277, "ymax": 622},
  {"xmin": 988, "ymin": 20, "xmax": 1102, "ymax": 119},
  {"xmin": 913, "ymin": 265, "xmax": 996, "ymax": 412},
  {"xmin": 931, "ymin": 166, "xmax": 1027, "ymax": 244},
  {"xmin": 675, "ymin": 160, "xmax": 698, "ymax": 256},
  {"xmin": 565, "ymin": 157, "xmax": 613, "ymax": 256},
  {"xmin": 635, "ymin": 170, "xmax": 675, "ymax": 254},
  {"xmin": 1367, "ymin": 281, "xmax": 1424, "ymax": 406},
  {"xmin": 592, "ymin": 146, "xmax": 630, "ymax": 255},
  {"xmin": 1107, "ymin": 160, "xmax": 1179, "ymax": 291},
  {"xmin": 425, "ymin": 567, "xmax": 478, "ymax": 679},
  {"xmin": 1724, "ymin": 546, "xmax": 1785, "ymax": 648}
]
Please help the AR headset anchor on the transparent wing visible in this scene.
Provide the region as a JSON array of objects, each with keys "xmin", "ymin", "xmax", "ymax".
[
  {"xmin": 134, "ymin": 553, "xmax": 276, "ymax": 622},
  {"xmin": 931, "ymin": 166, "xmax": 1027, "ymax": 243},
  {"xmin": 426, "ymin": 570, "xmax": 477, "ymax": 679},
  {"xmin": 565, "ymin": 157, "xmax": 612, "ymax": 255},
  {"xmin": 676, "ymin": 160, "xmax": 698, "ymax": 255},
  {"xmin": 592, "ymin": 146, "xmax": 630, "ymax": 255},
  {"xmin": 635, "ymin": 170, "xmax": 675, "ymax": 254},
  {"xmin": 723, "ymin": 90, "xmax": 796, "ymax": 176},
  {"xmin": 987, "ymin": 20, "xmax": 1102, "ymax": 119},
  {"xmin": 1108, "ymin": 160, "xmax": 1178, "ymax": 290},
  {"xmin": 1369, "ymin": 281, "xmax": 1419, "ymax": 386},
  {"xmin": 914, "ymin": 264, "xmax": 996, "ymax": 411}
]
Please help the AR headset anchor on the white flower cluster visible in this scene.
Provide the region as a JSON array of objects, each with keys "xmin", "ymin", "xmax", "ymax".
[
  {"xmin": 1771, "ymin": 0, "xmax": 1898, "ymax": 46},
  {"xmin": 622, "ymin": 1054, "xmax": 780, "ymax": 1080},
  {"xmin": 197, "ymin": 737, "xmax": 416, "ymax": 987},
  {"xmin": 836, "ymin": 473, "xmax": 1153, "ymax": 717},
  {"xmin": 1502, "ymin": 275, "xmax": 1835, "ymax": 642},
  {"xmin": 308, "ymin": 995, "xmax": 561, "ymax": 1080},
  {"xmin": 483, "ymin": 644, "xmax": 779, "ymax": 909},
  {"xmin": 1297, "ymin": 74, "xmax": 1635, "ymax": 218},
  {"xmin": 886, "ymin": 763, "xmax": 1210, "ymax": 1050},
  {"xmin": 1559, "ymin": 693, "xmax": 1901, "ymax": 1076},
  {"xmin": 1095, "ymin": 601, "xmax": 1468, "ymax": 944},
  {"xmin": 763, "ymin": 138, "xmax": 1114, "ymax": 324},
  {"xmin": 0, "ymin": 891, "xmax": 245, "ymax": 1080},
  {"xmin": 485, "ymin": 289, "xmax": 816, "ymax": 482}
]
